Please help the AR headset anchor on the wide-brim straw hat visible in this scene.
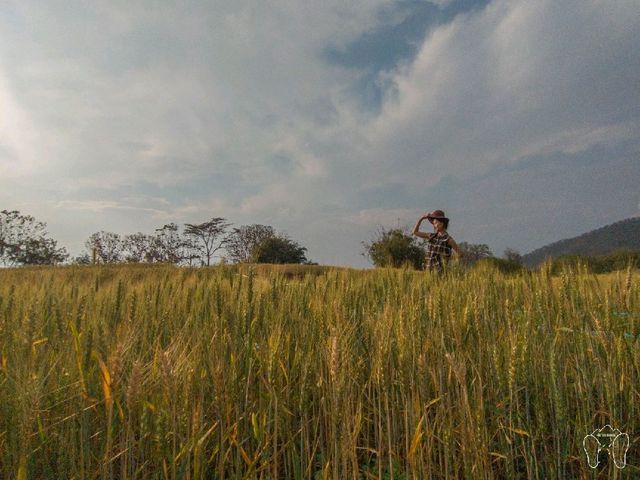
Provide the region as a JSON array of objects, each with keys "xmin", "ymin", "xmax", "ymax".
[{"xmin": 426, "ymin": 210, "xmax": 449, "ymax": 222}]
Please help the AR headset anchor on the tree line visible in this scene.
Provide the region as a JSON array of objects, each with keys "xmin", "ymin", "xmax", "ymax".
[
  {"xmin": 1, "ymin": 209, "xmax": 511, "ymax": 269},
  {"xmin": 8, "ymin": 209, "xmax": 632, "ymax": 272},
  {"xmin": 0, "ymin": 210, "xmax": 311, "ymax": 267},
  {"xmin": 79, "ymin": 220, "xmax": 312, "ymax": 266}
]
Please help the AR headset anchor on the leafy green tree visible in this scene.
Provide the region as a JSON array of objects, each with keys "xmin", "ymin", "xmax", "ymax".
[
  {"xmin": 362, "ymin": 227, "xmax": 425, "ymax": 269},
  {"xmin": 0, "ymin": 210, "xmax": 68, "ymax": 266},
  {"xmin": 503, "ymin": 247, "xmax": 523, "ymax": 265},
  {"xmin": 72, "ymin": 253, "xmax": 92, "ymax": 265},
  {"xmin": 14, "ymin": 236, "xmax": 68, "ymax": 265},
  {"xmin": 250, "ymin": 235, "xmax": 309, "ymax": 264}
]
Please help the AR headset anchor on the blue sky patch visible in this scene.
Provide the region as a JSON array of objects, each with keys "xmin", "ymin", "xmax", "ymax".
[{"xmin": 324, "ymin": 0, "xmax": 491, "ymax": 110}]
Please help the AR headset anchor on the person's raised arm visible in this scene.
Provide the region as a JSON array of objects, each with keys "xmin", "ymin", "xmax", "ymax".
[{"xmin": 412, "ymin": 213, "xmax": 431, "ymax": 239}]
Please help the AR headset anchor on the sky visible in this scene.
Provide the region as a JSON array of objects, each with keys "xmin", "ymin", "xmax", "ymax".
[{"xmin": 1, "ymin": 0, "xmax": 639, "ymax": 268}]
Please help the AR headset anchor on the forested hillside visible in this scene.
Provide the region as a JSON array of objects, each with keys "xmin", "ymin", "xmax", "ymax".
[{"xmin": 523, "ymin": 217, "xmax": 640, "ymax": 267}]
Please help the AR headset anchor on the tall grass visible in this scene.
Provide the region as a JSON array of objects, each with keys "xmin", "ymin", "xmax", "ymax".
[{"xmin": 0, "ymin": 262, "xmax": 637, "ymax": 479}]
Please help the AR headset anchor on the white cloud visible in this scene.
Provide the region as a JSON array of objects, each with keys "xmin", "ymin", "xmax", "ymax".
[
  {"xmin": 361, "ymin": 0, "xmax": 640, "ymax": 188},
  {"xmin": 429, "ymin": 0, "xmax": 456, "ymax": 7},
  {"xmin": 345, "ymin": 208, "xmax": 421, "ymax": 227},
  {"xmin": 0, "ymin": 66, "xmax": 55, "ymax": 178},
  {"xmin": 55, "ymin": 199, "xmax": 164, "ymax": 214}
]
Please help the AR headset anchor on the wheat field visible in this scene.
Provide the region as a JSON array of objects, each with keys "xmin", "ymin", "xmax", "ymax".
[{"xmin": 0, "ymin": 263, "xmax": 637, "ymax": 479}]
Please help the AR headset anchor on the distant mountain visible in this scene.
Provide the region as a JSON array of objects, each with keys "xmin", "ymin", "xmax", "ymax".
[{"xmin": 522, "ymin": 217, "xmax": 640, "ymax": 267}]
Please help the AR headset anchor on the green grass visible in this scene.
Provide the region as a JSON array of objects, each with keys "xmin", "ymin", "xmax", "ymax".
[{"xmin": 0, "ymin": 263, "xmax": 638, "ymax": 479}]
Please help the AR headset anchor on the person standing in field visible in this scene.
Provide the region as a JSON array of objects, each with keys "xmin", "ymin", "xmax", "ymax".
[{"xmin": 412, "ymin": 210, "xmax": 463, "ymax": 272}]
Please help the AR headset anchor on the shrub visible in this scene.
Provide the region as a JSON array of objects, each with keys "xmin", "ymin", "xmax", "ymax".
[
  {"xmin": 362, "ymin": 228, "xmax": 425, "ymax": 270},
  {"xmin": 250, "ymin": 235, "xmax": 309, "ymax": 264}
]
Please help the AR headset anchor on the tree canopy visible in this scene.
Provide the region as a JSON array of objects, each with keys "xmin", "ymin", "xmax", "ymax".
[
  {"xmin": 85, "ymin": 231, "xmax": 123, "ymax": 264},
  {"xmin": 362, "ymin": 227, "xmax": 425, "ymax": 269},
  {"xmin": 184, "ymin": 218, "xmax": 231, "ymax": 266},
  {"xmin": 250, "ymin": 235, "xmax": 309, "ymax": 264},
  {"xmin": 458, "ymin": 242, "xmax": 493, "ymax": 264},
  {"xmin": 0, "ymin": 210, "xmax": 68, "ymax": 266},
  {"xmin": 226, "ymin": 224, "xmax": 276, "ymax": 263}
]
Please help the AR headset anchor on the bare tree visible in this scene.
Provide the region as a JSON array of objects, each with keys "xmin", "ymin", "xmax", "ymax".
[
  {"xmin": 225, "ymin": 224, "xmax": 276, "ymax": 263},
  {"xmin": 153, "ymin": 223, "xmax": 185, "ymax": 264},
  {"xmin": 181, "ymin": 235, "xmax": 201, "ymax": 267},
  {"xmin": 458, "ymin": 242, "xmax": 493, "ymax": 264},
  {"xmin": 84, "ymin": 224, "xmax": 194, "ymax": 265},
  {"xmin": 123, "ymin": 232, "xmax": 156, "ymax": 263},
  {"xmin": 184, "ymin": 218, "xmax": 232, "ymax": 266},
  {"xmin": 85, "ymin": 231, "xmax": 123, "ymax": 264}
]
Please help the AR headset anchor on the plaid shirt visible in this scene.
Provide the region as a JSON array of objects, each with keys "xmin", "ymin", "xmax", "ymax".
[{"xmin": 425, "ymin": 232, "xmax": 452, "ymax": 271}]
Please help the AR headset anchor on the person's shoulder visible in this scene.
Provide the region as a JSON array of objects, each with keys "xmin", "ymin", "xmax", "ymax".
[{"xmin": 442, "ymin": 232, "xmax": 454, "ymax": 244}]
